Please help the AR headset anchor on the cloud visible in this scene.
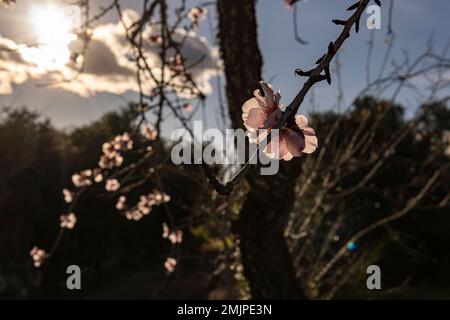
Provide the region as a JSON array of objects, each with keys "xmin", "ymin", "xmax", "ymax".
[
  {"xmin": 0, "ymin": 37, "xmax": 37, "ymax": 94},
  {"xmin": 0, "ymin": 9, "xmax": 221, "ymax": 98},
  {"xmin": 82, "ymin": 40, "xmax": 135, "ymax": 76}
]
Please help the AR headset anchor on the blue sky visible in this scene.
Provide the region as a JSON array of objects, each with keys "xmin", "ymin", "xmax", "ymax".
[
  {"xmin": 256, "ymin": 0, "xmax": 450, "ymax": 114},
  {"xmin": 0, "ymin": 0, "xmax": 449, "ymax": 130}
]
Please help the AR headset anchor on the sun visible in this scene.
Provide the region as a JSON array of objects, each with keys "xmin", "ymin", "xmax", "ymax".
[{"xmin": 21, "ymin": 4, "xmax": 77, "ymax": 70}]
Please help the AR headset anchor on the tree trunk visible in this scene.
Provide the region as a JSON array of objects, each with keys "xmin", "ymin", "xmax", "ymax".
[
  {"xmin": 217, "ymin": 0, "xmax": 262, "ymax": 131},
  {"xmin": 217, "ymin": 0, "xmax": 306, "ymax": 299}
]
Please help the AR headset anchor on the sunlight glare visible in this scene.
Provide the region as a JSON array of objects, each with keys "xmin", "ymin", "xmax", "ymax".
[{"xmin": 21, "ymin": 4, "xmax": 76, "ymax": 71}]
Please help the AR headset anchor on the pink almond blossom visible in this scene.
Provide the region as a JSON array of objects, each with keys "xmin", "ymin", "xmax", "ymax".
[
  {"xmin": 164, "ymin": 257, "xmax": 177, "ymax": 273},
  {"xmin": 105, "ymin": 179, "xmax": 120, "ymax": 192},
  {"xmin": 72, "ymin": 169, "xmax": 93, "ymax": 187},
  {"xmin": 162, "ymin": 223, "xmax": 183, "ymax": 244},
  {"xmin": 30, "ymin": 246, "xmax": 47, "ymax": 268},
  {"xmin": 60, "ymin": 213, "xmax": 77, "ymax": 229},
  {"xmin": 141, "ymin": 124, "xmax": 158, "ymax": 141},
  {"xmin": 242, "ymin": 81, "xmax": 318, "ymax": 160},
  {"xmin": 188, "ymin": 7, "xmax": 207, "ymax": 28},
  {"xmin": 116, "ymin": 196, "xmax": 127, "ymax": 210},
  {"xmin": 62, "ymin": 189, "xmax": 74, "ymax": 203}
]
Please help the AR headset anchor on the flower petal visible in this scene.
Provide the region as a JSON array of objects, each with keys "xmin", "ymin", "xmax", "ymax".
[
  {"xmin": 253, "ymin": 89, "xmax": 266, "ymax": 106},
  {"xmin": 294, "ymin": 115, "xmax": 318, "ymax": 154},
  {"xmin": 283, "ymin": 128, "xmax": 306, "ymax": 158},
  {"xmin": 242, "ymin": 98, "xmax": 265, "ymax": 130},
  {"xmin": 260, "ymin": 81, "xmax": 274, "ymax": 108},
  {"xmin": 263, "ymin": 107, "xmax": 282, "ymax": 128},
  {"xmin": 246, "ymin": 108, "xmax": 267, "ymax": 130},
  {"xmin": 295, "ymin": 114, "xmax": 309, "ymax": 129},
  {"xmin": 265, "ymin": 130, "xmax": 289, "ymax": 160},
  {"xmin": 303, "ymin": 134, "xmax": 318, "ymax": 154}
]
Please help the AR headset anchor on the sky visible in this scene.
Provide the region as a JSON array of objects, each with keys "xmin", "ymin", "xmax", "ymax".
[{"xmin": 0, "ymin": 0, "xmax": 449, "ymax": 131}]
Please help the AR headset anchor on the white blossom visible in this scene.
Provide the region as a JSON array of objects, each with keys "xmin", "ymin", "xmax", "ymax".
[
  {"xmin": 105, "ymin": 179, "xmax": 120, "ymax": 192},
  {"xmin": 162, "ymin": 223, "xmax": 183, "ymax": 244},
  {"xmin": 116, "ymin": 196, "xmax": 127, "ymax": 210},
  {"xmin": 72, "ymin": 169, "xmax": 93, "ymax": 187},
  {"xmin": 188, "ymin": 7, "xmax": 207, "ymax": 27},
  {"xmin": 141, "ymin": 124, "xmax": 158, "ymax": 141},
  {"xmin": 62, "ymin": 189, "xmax": 74, "ymax": 203},
  {"xmin": 30, "ymin": 246, "xmax": 46, "ymax": 268},
  {"xmin": 60, "ymin": 213, "xmax": 77, "ymax": 229},
  {"xmin": 164, "ymin": 257, "xmax": 177, "ymax": 273}
]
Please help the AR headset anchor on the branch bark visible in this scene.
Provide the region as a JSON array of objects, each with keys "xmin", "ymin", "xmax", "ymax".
[{"xmin": 216, "ymin": 0, "xmax": 373, "ymax": 299}]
